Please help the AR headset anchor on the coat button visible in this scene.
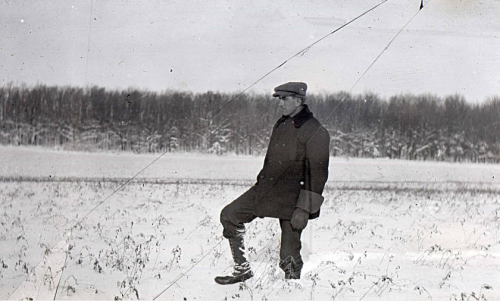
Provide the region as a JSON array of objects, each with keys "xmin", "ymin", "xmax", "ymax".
[
  {"xmin": 282, "ymin": 144, "xmax": 286, "ymax": 147},
  {"xmin": 300, "ymin": 181, "xmax": 304, "ymax": 185},
  {"xmin": 270, "ymin": 177, "xmax": 274, "ymax": 181}
]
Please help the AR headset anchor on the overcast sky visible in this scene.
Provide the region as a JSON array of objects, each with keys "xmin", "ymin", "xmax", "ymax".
[{"xmin": 1, "ymin": 0, "xmax": 499, "ymax": 103}]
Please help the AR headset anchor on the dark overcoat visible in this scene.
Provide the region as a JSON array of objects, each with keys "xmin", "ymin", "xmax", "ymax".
[{"xmin": 252, "ymin": 105, "xmax": 330, "ymax": 220}]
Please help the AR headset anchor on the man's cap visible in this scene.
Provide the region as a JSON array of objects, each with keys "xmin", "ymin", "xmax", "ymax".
[{"xmin": 272, "ymin": 82, "xmax": 307, "ymax": 98}]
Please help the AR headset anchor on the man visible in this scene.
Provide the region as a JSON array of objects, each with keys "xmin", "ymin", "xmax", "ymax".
[{"xmin": 215, "ymin": 82, "xmax": 330, "ymax": 285}]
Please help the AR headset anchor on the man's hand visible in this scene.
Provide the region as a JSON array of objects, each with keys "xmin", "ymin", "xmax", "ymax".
[{"xmin": 290, "ymin": 208, "xmax": 309, "ymax": 231}]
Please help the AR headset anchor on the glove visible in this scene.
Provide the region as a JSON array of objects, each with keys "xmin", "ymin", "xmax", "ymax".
[{"xmin": 290, "ymin": 208, "xmax": 309, "ymax": 231}]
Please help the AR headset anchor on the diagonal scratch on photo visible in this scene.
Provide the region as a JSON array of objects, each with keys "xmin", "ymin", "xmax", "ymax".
[{"xmin": 1, "ymin": 0, "xmax": 500, "ymax": 300}]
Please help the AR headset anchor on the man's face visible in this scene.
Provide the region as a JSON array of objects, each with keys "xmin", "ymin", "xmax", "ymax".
[{"xmin": 278, "ymin": 95, "xmax": 302, "ymax": 116}]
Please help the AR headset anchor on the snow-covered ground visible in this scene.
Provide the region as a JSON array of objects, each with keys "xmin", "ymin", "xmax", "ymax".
[
  {"xmin": 2, "ymin": 146, "xmax": 499, "ymax": 183},
  {"xmin": 1, "ymin": 146, "xmax": 499, "ymax": 300}
]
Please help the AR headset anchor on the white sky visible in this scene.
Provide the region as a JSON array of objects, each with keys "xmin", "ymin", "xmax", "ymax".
[{"xmin": 1, "ymin": 0, "xmax": 499, "ymax": 103}]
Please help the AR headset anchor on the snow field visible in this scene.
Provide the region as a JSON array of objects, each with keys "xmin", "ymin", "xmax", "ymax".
[
  {"xmin": 1, "ymin": 179, "xmax": 499, "ymax": 300},
  {"xmin": 1, "ymin": 147, "xmax": 499, "ymax": 300}
]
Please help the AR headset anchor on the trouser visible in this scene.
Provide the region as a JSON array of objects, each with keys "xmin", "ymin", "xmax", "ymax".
[{"xmin": 220, "ymin": 187, "xmax": 304, "ymax": 274}]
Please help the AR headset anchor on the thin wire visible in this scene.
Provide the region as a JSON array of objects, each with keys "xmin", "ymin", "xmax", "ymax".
[
  {"xmin": 152, "ymin": 239, "xmax": 224, "ymax": 300},
  {"xmin": 153, "ymin": 171, "xmax": 293, "ymax": 299},
  {"xmin": 52, "ymin": 253, "xmax": 68, "ymax": 300},
  {"xmin": 53, "ymin": 149, "xmax": 170, "ymax": 300},
  {"xmin": 53, "ymin": 229, "xmax": 72, "ymax": 300},
  {"xmin": 63, "ymin": 150, "xmax": 170, "ymax": 229},
  {"xmin": 306, "ymin": 0, "xmax": 429, "ymax": 146},
  {"xmin": 208, "ymin": 0, "xmax": 391, "ymax": 120}
]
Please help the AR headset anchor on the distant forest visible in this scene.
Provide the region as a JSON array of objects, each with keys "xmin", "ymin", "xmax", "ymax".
[{"xmin": 1, "ymin": 84, "xmax": 499, "ymax": 163}]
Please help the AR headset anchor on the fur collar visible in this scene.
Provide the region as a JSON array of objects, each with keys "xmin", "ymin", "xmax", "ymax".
[
  {"xmin": 292, "ymin": 105, "xmax": 313, "ymax": 128},
  {"xmin": 276, "ymin": 105, "xmax": 314, "ymax": 128}
]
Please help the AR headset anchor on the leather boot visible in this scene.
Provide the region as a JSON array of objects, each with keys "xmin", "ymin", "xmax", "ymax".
[{"xmin": 214, "ymin": 236, "xmax": 253, "ymax": 285}]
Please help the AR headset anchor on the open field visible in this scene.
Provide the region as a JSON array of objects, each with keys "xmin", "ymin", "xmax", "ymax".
[{"xmin": 1, "ymin": 146, "xmax": 500, "ymax": 300}]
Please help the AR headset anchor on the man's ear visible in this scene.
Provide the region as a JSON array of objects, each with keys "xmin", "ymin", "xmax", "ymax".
[{"xmin": 294, "ymin": 97, "xmax": 303, "ymax": 106}]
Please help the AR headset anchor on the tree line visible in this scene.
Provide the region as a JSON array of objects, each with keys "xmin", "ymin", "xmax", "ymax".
[{"xmin": 0, "ymin": 84, "xmax": 499, "ymax": 163}]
